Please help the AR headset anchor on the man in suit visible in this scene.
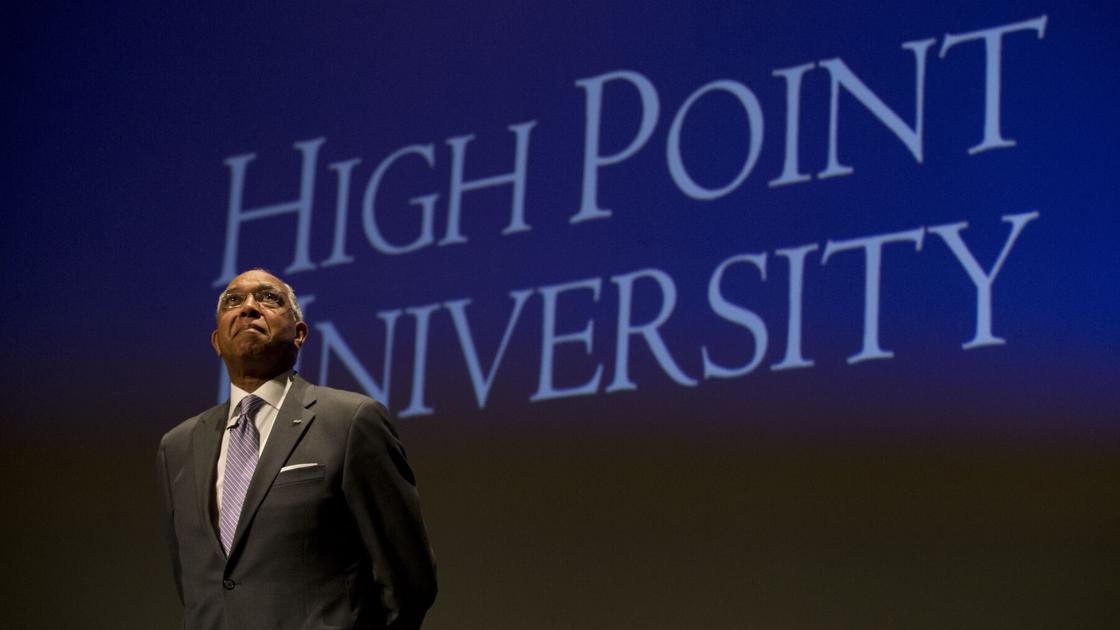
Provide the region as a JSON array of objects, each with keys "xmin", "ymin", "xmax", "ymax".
[{"xmin": 158, "ymin": 269, "xmax": 437, "ymax": 630}]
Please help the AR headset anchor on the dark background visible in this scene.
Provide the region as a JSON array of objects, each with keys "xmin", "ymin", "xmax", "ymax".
[{"xmin": 4, "ymin": 2, "xmax": 1118, "ymax": 628}]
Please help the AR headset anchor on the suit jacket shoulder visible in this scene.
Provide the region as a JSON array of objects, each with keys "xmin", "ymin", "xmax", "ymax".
[
  {"xmin": 160, "ymin": 402, "xmax": 226, "ymax": 448},
  {"xmin": 158, "ymin": 402, "xmax": 228, "ymax": 486}
]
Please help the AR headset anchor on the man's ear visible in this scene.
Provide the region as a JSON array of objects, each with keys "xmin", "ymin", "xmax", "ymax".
[
  {"xmin": 211, "ymin": 330, "xmax": 222, "ymax": 357},
  {"xmin": 293, "ymin": 321, "xmax": 309, "ymax": 349}
]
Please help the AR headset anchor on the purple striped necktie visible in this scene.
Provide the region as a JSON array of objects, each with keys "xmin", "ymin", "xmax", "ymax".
[{"xmin": 219, "ymin": 394, "xmax": 266, "ymax": 555}]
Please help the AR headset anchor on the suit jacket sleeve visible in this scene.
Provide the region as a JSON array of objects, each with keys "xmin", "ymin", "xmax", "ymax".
[
  {"xmin": 342, "ymin": 399, "xmax": 437, "ymax": 630},
  {"xmin": 156, "ymin": 437, "xmax": 185, "ymax": 605}
]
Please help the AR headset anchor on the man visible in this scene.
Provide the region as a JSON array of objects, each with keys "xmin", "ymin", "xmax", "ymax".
[{"xmin": 157, "ymin": 269, "xmax": 436, "ymax": 630}]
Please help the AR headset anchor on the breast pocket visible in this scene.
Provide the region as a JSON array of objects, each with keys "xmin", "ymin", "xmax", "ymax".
[{"xmin": 272, "ymin": 463, "xmax": 326, "ymax": 487}]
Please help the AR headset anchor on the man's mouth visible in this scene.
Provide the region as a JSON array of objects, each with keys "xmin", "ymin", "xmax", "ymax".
[{"xmin": 237, "ymin": 323, "xmax": 267, "ymax": 336}]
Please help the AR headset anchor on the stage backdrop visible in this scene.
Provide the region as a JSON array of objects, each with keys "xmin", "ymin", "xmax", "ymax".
[{"xmin": 5, "ymin": 2, "xmax": 1118, "ymax": 628}]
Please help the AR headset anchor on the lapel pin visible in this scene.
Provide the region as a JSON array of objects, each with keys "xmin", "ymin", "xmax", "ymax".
[{"xmin": 293, "ymin": 418, "xmax": 302, "ymax": 424}]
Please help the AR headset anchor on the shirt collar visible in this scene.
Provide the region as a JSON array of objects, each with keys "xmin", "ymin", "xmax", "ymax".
[{"xmin": 226, "ymin": 370, "xmax": 294, "ymax": 428}]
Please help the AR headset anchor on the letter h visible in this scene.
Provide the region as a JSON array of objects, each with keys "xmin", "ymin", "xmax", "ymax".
[{"xmin": 213, "ymin": 138, "xmax": 326, "ymax": 287}]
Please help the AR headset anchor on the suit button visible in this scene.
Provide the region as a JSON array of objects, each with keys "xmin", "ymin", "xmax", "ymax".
[{"xmin": 223, "ymin": 579, "xmax": 236, "ymax": 590}]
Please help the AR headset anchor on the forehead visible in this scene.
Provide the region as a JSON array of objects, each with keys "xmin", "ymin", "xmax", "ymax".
[{"xmin": 224, "ymin": 271, "xmax": 284, "ymax": 292}]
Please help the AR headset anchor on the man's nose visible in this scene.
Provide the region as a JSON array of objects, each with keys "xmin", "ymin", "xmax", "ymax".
[{"xmin": 237, "ymin": 294, "xmax": 262, "ymax": 315}]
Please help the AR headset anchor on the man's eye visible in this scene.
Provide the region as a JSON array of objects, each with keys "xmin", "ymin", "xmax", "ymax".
[
  {"xmin": 224, "ymin": 295, "xmax": 244, "ymax": 307},
  {"xmin": 259, "ymin": 291, "xmax": 282, "ymax": 306}
]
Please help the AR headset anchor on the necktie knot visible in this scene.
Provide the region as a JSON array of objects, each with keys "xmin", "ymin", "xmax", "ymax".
[{"xmin": 236, "ymin": 394, "xmax": 265, "ymax": 424}]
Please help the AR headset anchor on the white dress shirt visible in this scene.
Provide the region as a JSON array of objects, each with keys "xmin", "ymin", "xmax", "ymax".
[{"xmin": 214, "ymin": 371, "xmax": 294, "ymax": 513}]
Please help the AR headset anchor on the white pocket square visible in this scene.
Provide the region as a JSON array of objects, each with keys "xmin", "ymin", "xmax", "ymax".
[{"xmin": 280, "ymin": 462, "xmax": 320, "ymax": 472}]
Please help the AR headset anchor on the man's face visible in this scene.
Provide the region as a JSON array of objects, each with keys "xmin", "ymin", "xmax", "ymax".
[{"xmin": 211, "ymin": 270, "xmax": 307, "ymax": 373}]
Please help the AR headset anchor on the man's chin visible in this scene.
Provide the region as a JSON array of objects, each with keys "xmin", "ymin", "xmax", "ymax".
[
  {"xmin": 228, "ymin": 341, "xmax": 272, "ymax": 359},
  {"xmin": 232, "ymin": 345, "xmax": 297, "ymax": 369}
]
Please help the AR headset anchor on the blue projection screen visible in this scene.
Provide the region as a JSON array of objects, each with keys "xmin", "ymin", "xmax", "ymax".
[{"xmin": 5, "ymin": 2, "xmax": 1118, "ymax": 629}]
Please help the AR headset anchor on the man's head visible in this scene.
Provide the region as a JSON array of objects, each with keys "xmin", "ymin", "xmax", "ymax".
[{"xmin": 211, "ymin": 269, "xmax": 308, "ymax": 382}]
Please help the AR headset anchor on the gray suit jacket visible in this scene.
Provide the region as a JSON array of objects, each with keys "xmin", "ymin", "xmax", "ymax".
[{"xmin": 157, "ymin": 375, "xmax": 437, "ymax": 630}]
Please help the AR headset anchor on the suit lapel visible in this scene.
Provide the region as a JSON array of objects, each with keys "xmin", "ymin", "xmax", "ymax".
[
  {"xmin": 191, "ymin": 402, "xmax": 229, "ymax": 558},
  {"xmin": 228, "ymin": 375, "xmax": 318, "ymax": 558}
]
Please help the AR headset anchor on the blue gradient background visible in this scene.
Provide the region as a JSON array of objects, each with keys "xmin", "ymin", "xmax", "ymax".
[{"xmin": 3, "ymin": 2, "xmax": 1118, "ymax": 628}]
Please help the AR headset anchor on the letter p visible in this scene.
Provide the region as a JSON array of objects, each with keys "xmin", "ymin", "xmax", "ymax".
[{"xmin": 571, "ymin": 70, "xmax": 659, "ymax": 223}]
